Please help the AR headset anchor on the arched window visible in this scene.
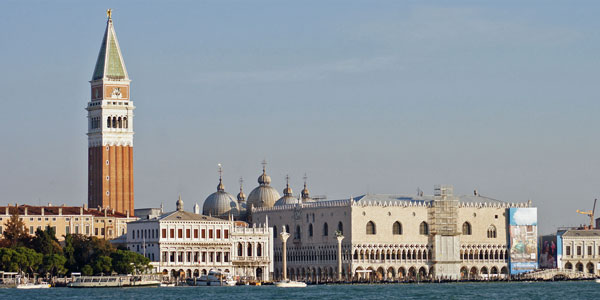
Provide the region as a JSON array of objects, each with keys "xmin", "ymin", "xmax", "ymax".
[
  {"xmin": 237, "ymin": 243, "xmax": 243, "ymax": 256},
  {"xmin": 323, "ymin": 223, "xmax": 328, "ymax": 236},
  {"xmin": 295, "ymin": 225, "xmax": 301, "ymax": 239},
  {"xmin": 247, "ymin": 244, "xmax": 252, "ymax": 256},
  {"xmin": 118, "ymin": 117, "xmax": 122, "ymax": 128},
  {"xmin": 366, "ymin": 221, "xmax": 376, "ymax": 235},
  {"xmin": 393, "ymin": 221, "xmax": 402, "ymax": 235},
  {"xmin": 419, "ymin": 222, "xmax": 429, "ymax": 235},
  {"xmin": 257, "ymin": 243, "xmax": 262, "ymax": 256},
  {"xmin": 462, "ymin": 222, "xmax": 472, "ymax": 235},
  {"xmin": 112, "ymin": 117, "xmax": 117, "ymax": 128},
  {"xmin": 285, "ymin": 224, "xmax": 290, "ymax": 234},
  {"xmin": 107, "ymin": 116, "xmax": 111, "ymax": 128},
  {"xmin": 487, "ymin": 225, "xmax": 497, "ymax": 238},
  {"xmin": 124, "ymin": 117, "xmax": 128, "ymax": 129},
  {"xmin": 337, "ymin": 222, "xmax": 343, "ymax": 235},
  {"xmin": 273, "ymin": 226, "xmax": 277, "ymax": 238},
  {"xmin": 308, "ymin": 224, "xmax": 313, "ymax": 237}
]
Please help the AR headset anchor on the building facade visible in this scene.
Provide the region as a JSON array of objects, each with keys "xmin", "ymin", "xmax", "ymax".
[
  {"xmin": 87, "ymin": 12, "xmax": 135, "ymax": 215},
  {"xmin": 252, "ymin": 185, "xmax": 532, "ymax": 281},
  {"xmin": 0, "ymin": 204, "xmax": 136, "ymax": 241},
  {"xmin": 558, "ymin": 229, "xmax": 600, "ymax": 275},
  {"xmin": 126, "ymin": 197, "xmax": 273, "ymax": 281}
]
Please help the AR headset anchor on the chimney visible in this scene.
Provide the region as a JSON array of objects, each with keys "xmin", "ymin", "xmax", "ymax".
[
  {"xmin": 24, "ymin": 207, "xmax": 28, "ymax": 216},
  {"xmin": 83, "ymin": 204, "xmax": 88, "ymax": 210},
  {"xmin": 104, "ymin": 208, "xmax": 107, "ymax": 217},
  {"xmin": 41, "ymin": 207, "xmax": 44, "ymax": 216},
  {"xmin": 47, "ymin": 202, "xmax": 52, "ymax": 207},
  {"xmin": 4, "ymin": 205, "xmax": 8, "ymax": 216},
  {"xmin": 58, "ymin": 207, "xmax": 62, "ymax": 216},
  {"xmin": 126, "ymin": 210, "xmax": 129, "ymax": 218},
  {"xmin": 80, "ymin": 207, "xmax": 83, "ymax": 215}
]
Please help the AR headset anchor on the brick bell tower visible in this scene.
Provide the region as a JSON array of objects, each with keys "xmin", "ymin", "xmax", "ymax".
[{"xmin": 87, "ymin": 9, "xmax": 134, "ymax": 215}]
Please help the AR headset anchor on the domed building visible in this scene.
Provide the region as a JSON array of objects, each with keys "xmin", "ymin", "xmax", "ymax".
[
  {"xmin": 247, "ymin": 165, "xmax": 281, "ymax": 210},
  {"xmin": 300, "ymin": 178, "xmax": 315, "ymax": 203},
  {"xmin": 275, "ymin": 176, "xmax": 299, "ymax": 206},
  {"xmin": 202, "ymin": 175, "xmax": 239, "ymax": 219},
  {"xmin": 237, "ymin": 178, "xmax": 247, "ymax": 218}
]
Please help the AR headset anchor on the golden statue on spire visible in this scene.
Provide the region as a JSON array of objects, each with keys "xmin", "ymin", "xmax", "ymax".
[{"xmin": 107, "ymin": 8, "xmax": 112, "ymax": 19}]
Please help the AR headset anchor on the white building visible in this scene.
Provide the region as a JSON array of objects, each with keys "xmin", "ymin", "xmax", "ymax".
[
  {"xmin": 558, "ymin": 229, "xmax": 600, "ymax": 275},
  {"xmin": 252, "ymin": 184, "xmax": 532, "ymax": 281},
  {"xmin": 126, "ymin": 197, "xmax": 273, "ymax": 281}
]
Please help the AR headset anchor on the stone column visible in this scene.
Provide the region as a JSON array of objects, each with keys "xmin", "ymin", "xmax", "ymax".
[
  {"xmin": 337, "ymin": 233, "xmax": 344, "ymax": 281},
  {"xmin": 280, "ymin": 230, "xmax": 290, "ymax": 281}
]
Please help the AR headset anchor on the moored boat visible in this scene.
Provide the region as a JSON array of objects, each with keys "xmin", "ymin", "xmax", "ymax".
[
  {"xmin": 186, "ymin": 269, "xmax": 237, "ymax": 286},
  {"xmin": 16, "ymin": 282, "xmax": 51, "ymax": 289},
  {"xmin": 67, "ymin": 275, "xmax": 160, "ymax": 288},
  {"xmin": 274, "ymin": 280, "xmax": 307, "ymax": 288}
]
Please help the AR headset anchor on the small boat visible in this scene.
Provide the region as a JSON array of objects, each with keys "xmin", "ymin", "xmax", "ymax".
[
  {"xmin": 595, "ymin": 278, "xmax": 600, "ymax": 283},
  {"xmin": 160, "ymin": 282, "xmax": 176, "ymax": 287},
  {"xmin": 186, "ymin": 269, "xmax": 237, "ymax": 287},
  {"xmin": 16, "ymin": 282, "xmax": 51, "ymax": 289},
  {"xmin": 274, "ymin": 280, "xmax": 307, "ymax": 288}
]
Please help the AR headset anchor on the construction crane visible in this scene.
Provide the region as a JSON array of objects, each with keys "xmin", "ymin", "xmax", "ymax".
[{"xmin": 576, "ymin": 198, "xmax": 597, "ymax": 229}]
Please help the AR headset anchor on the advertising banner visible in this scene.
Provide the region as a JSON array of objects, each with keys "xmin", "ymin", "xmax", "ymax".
[
  {"xmin": 539, "ymin": 235, "xmax": 557, "ymax": 269},
  {"xmin": 556, "ymin": 230, "xmax": 565, "ymax": 269},
  {"xmin": 508, "ymin": 208, "xmax": 538, "ymax": 274}
]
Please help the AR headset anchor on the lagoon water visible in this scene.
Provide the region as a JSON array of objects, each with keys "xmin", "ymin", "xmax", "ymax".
[{"xmin": 0, "ymin": 281, "xmax": 598, "ymax": 299}]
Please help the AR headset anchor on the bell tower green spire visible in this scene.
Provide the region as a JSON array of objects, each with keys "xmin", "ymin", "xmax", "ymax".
[{"xmin": 92, "ymin": 9, "xmax": 129, "ymax": 81}]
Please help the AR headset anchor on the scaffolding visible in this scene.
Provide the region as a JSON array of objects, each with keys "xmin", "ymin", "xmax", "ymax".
[{"xmin": 430, "ymin": 185, "xmax": 459, "ymax": 236}]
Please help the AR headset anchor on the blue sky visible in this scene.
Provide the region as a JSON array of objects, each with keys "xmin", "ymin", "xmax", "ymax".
[{"xmin": 1, "ymin": 1, "xmax": 599, "ymax": 234}]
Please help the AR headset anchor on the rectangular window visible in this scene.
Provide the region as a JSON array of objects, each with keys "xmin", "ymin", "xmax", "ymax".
[
  {"xmin": 186, "ymin": 229, "xmax": 191, "ymax": 239},
  {"xmin": 66, "ymin": 226, "xmax": 70, "ymax": 234},
  {"xmin": 162, "ymin": 229, "xmax": 167, "ymax": 238},
  {"xmin": 209, "ymin": 229, "xmax": 213, "ymax": 239},
  {"xmin": 95, "ymin": 228, "xmax": 98, "ymax": 235},
  {"xmin": 75, "ymin": 225, "xmax": 79, "ymax": 234},
  {"xmin": 30, "ymin": 226, "xmax": 34, "ymax": 234},
  {"xmin": 170, "ymin": 229, "xmax": 175, "ymax": 238},
  {"xmin": 201, "ymin": 229, "xmax": 206, "ymax": 239},
  {"xmin": 194, "ymin": 229, "xmax": 198, "ymax": 239},
  {"xmin": 202, "ymin": 252, "xmax": 206, "ymax": 262},
  {"xmin": 224, "ymin": 229, "xmax": 229, "ymax": 239},
  {"xmin": 216, "ymin": 229, "xmax": 221, "ymax": 239},
  {"xmin": 577, "ymin": 246, "xmax": 582, "ymax": 256},
  {"xmin": 588, "ymin": 246, "xmax": 592, "ymax": 255},
  {"xmin": 224, "ymin": 252, "xmax": 229, "ymax": 262},
  {"xmin": 0, "ymin": 226, "xmax": 3, "ymax": 235},
  {"xmin": 101, "ymin": 228, "xmax": 105, "ymax": 235},
  {"xmin": 85, "ymin": 226, "xmax": 90, "ymax": 235},
  {"xmin": 566, "ymin": 246, "xmax": 571, "ymax": 256},
  {"xmin": 178, "ymin": 229, "xmax": 183, "ymax": 239}
]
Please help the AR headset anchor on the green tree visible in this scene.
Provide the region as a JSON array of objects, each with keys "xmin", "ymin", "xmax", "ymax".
[
  {"xmin": 110, "ymin": 249, "xmax": 150, "ymax": 275},
  {"xmin": 32, "ymin": 227, "xmax": 62, "ymax": 255},
  {"xmin": 2, "ymin": 211, "xmax": 30, "ymax": 247},
  {"xmin": 40, "ymin": 254, "xmax": 67, "ymax": 276},
  {"xmin": 93, "ymin": 255, "xmax": 112, "ymax": 275},
  {"xmin": 11, "ymin": 247, "xmax": 42, "ymax": 275},
  {"xmin": 0, "ymin": 248, "xmax": 19, "ymax": 272},
  {"xmin": 81, "ymin": 264, "xmax": 93, "ymax": 276}
]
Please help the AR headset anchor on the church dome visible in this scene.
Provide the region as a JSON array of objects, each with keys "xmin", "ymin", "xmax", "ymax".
[
  {"xmin": 275, "ymin": 177, "xmax": 299, "ymax": 206},
  {"xmin": 247, "ymin": 166, "xmax": 280, "ymax": 208},
  {"xmin": 203, "ymin": 178, "xmax": 239, "ymax": 218}
]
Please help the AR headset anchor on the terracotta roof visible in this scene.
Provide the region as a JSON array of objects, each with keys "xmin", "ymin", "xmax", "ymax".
[{"xmin": 0, "ymin": 205, "xmax": 129, "ymax": 218}]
